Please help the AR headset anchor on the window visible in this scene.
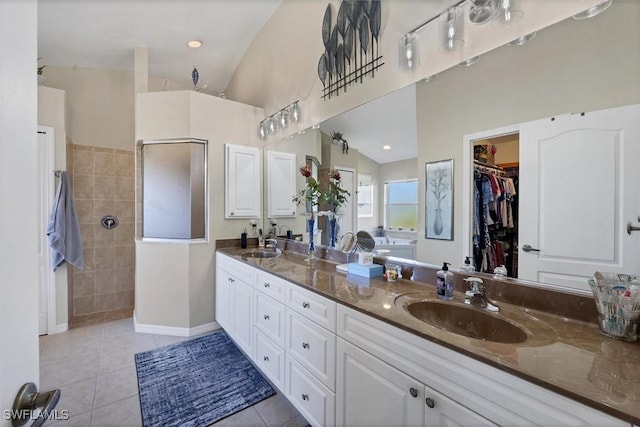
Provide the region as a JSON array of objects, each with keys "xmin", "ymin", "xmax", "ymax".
[
  {"xmin": 385, "ymin": 179, "xmax": 418, "ymax": 230},
  {"xmin": 358, "ymin": 174, "xmax": 373, "ymax": 217},
  {"xmin": 142, "ymin": 139, "xmax": 207, "ymax": 239}
]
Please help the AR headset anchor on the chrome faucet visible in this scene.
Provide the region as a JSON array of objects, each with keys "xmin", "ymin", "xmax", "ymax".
[
  {"xmin": 464, "ymin": 277, "xmax": 500, "ymax": 312},
  {"xmin": 258, "ymin": 229, "xmax": 265, "ymax": 248},
  {"xmin": 265, "ymin": 238, "xmax": 278, "ymax": 249}
]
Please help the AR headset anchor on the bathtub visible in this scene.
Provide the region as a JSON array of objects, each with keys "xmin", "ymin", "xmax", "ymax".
[{"xmin": 373, "ymin": 237, "xmax": 417, "ymax": 259}]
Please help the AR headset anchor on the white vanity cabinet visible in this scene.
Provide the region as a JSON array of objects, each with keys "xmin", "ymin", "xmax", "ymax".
[
  {"xmin": 225, "ymin": 143, "xmax": 260, "ymax": 219},
  {"xmin": 337, "ymin": 305, "xmax": 628, "ymax": 427},
  {"xmin": 215, "ymin": 253, "xmax": 254, "ymax": 355},
  {"xmin": 267, "ymin": 150, "xmax": 297, "ymax": 218}
]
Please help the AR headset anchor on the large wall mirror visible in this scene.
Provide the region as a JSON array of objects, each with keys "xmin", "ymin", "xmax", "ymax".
[{"xmin": 263, "ymin": 1, "xmax": 639, "ymax": 294}]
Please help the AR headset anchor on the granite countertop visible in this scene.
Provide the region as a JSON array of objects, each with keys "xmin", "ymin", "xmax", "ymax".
[{"xmin": 217, "ymin": 247, "xmax": 640, "ymax": 424}]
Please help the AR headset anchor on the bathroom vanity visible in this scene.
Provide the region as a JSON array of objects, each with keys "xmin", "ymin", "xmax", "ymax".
[{"xmin": 215, "ymin": 246, "xmax": 639, "ymax": 427}]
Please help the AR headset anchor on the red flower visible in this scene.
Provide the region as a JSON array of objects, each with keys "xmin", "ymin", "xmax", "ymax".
[
  {"xmin": 299, "ymin": 164, "xmax": 311, "ymax": 177},
  {"xmin": 329, "ymin": 169, "xmax": 341, "ymax": 181}
]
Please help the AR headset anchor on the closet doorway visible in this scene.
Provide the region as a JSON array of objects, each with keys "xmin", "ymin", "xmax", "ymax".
[{"xmin": 471, "ymin": 134, "xmax": 520, "ymax": 278}]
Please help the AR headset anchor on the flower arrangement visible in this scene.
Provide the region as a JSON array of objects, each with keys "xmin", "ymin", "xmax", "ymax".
[
  {"xmin": 292, "ymin": 164, "xmax": 321, "ymax": 211},
  {"xmin": 324, "ymin": 168, "xmax": 350, "ymax": 214}
]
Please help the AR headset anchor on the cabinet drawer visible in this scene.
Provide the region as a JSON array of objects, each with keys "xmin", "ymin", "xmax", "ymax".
[
  {"xmin": 216, "ymin": 252, "xmax": 254, "ymax": 285},
  {"xmin": 254, "ymin": 291, "xmax": 286, "ymax": 347},
  {"xmin": 285, "ymin": 282, "xmax": 336, "ymax": 332},
  {"xmin": 285, "ymin": 354, "xmax": 335, "ymax": 427},
  {"xmin": 286, "ymin": 308, "xmax": 336, "ymax": 391},
  {"xmin": 253, "ymin": 329, "xmax": 285, "ymax": 391},
  {"xmin": 256, "ymin": 271, "xmax": 287, "ymax": 303}
]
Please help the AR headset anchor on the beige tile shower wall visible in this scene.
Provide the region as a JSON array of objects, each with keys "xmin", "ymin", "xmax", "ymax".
[{"xmin": 70, "ymin": 143, "xmax": 135, "ymax": 325}]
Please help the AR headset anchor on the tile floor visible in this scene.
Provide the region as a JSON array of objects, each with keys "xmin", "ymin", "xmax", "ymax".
[{"xmin": 40, "ymin": 317, "xmax": 307, "ymax": 427}]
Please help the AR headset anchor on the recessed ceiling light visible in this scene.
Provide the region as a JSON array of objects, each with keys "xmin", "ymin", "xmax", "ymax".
[
  {"xmin": 572, "ymin": 0, "xmax": 612, "ymax": 20},
  {"xmin": 383, "ymin": 145, "xmax": 391, "ymax": 150},
  {"xmin": 423, "ymin": 74, "xmax": 438, "ymax": 83},
  {"xmin": 187, "ymin": 40, "xmax": 202, "ymax": 48},
  {"xmin": 458, "ymin": 56, "xmax": 481, "ymax": 67}
]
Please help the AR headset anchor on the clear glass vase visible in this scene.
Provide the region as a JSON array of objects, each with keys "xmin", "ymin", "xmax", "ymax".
[{"xmin": 329, "ymin": 216, "xmax": 337, "ymax": 248}]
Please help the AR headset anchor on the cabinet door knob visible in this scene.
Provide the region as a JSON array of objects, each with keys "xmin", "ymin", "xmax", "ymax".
[
  {"xmin": 263, "ymin": 356, "xmax": 269, "ymax": 362},
  {"xmin": 228, "ymin": 277, "xmax": 235, "ymax": 283},
  {"xmin": 302, "ymin": 302, "xmax": 310, "ymax": 309},
  {"xmin": 409, "ymin": 387, "xmax": 418, "ymax": 398},
  {"xmin": 425, "ymin": 397, "xmax": 435, "ymax": 408},
  {"xmin": 230, "ymin": 212, "xmax": 235, "ymax": 216},
  {"xmin": 263, "ymin": 314, "xmax": 270, "ymax": 320},
  {"xmin": 302, "ymin": 342, "xmax": 310, "ymax": 349},
  {"xmin": 264, "ymin": 283, "xmax": 270, "ymax": 288},
  {"xmin": 301, "ymin": 394, "xmax": 309, "ymax": 401}
]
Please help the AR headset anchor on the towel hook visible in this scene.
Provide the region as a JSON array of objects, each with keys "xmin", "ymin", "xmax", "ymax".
[{"xmin": 101, "ymin": 215, "xmax": 119, "ymax": 230}]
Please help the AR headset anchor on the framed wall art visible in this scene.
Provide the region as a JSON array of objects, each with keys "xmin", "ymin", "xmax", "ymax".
[{"xmin": 425, "ymin": 159, "xmax": 453, "ymax": 240}]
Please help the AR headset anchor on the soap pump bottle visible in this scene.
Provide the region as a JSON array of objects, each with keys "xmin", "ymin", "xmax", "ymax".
[
  {"xmin": 436, "ymin": 262, "xmax": 454, "ymax": 300},
  {"xmin": 461, "ymin": 256, "xmax": 475, "ymax": 272}
]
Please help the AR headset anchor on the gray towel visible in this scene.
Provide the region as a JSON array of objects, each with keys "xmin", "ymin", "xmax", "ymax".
[{"xmin": 47, "ymin": 171, "xmax": 84, "ymax": 271}]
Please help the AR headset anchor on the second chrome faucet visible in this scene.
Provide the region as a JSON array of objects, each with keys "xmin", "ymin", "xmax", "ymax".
[{"xmin": 464, "ymin": 277, "xmax": 500, "ymax": 312}]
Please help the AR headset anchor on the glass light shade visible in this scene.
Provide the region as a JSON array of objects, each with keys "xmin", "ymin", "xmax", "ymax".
[
  {"xmin": 259, "ymin": 122, "xmax": 266, "ymax": 139},
  {"xmin": 469, "ymin": 0, "xmax": 495, "ymax": 25},
  {"xmin": 291, "ymin": 102, "xmax": 300, "ymax": 122},
  {"xmin": 572, "ymin": 0, "xmax": 612, "ymax": 20},
  {"xmin": 440, "ymin": 7, "xmax": 464, "ymax": 52},
  {"xmin": 280, "ymin": 110, "xmax": 288, "ymax": 129},
  {"xmin": 399, "ymin": 33, "xmax": 419, "ymax": 71},
  {"xmin": 492, "ymin": 0, "xmax": 524, "ymax": 28},
  {"xmin": 268, "ymin": 117, "xmax": 276, "ymax": 135}
]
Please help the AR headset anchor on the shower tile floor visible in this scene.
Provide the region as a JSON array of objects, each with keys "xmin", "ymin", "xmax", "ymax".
[{"xmin": 40, "ymin": 317, "xmax": 307, "ymax": 427}]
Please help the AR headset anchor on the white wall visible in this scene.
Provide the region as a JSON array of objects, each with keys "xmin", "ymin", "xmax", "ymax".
[
  {"xmin": 135, "ymin": 90, "xmax": 263, "ymax": 330},
  {"xmin": 227, "ymin": 0, "xmax": 605, "ymax": 139},
  {"xmin": 416, "ymin": 1, "xmax": 640, "ymax": 266},
  {"xmin": 0, "ymin": 0, "xmax": 39, "ymax": 420},
  {"xmin": 38, "ymin": 86, "xmax": 69, "ymax": 330}
]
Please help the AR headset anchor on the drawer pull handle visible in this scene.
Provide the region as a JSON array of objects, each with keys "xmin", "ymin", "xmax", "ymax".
[
  {"xmin": 263, "ymin": 356, "xmax": 269, "ymax": 362},
  {"xmin": 302, "ymin": 302, "xmax": 310, "ymax": 309},
  {"xmin": 301, "ymin": 394, "xmax": 309, "ymax": 401},
  {"xmin": 263, "ymin": 314, "xmax": 270, "ymax": 320},
  {"xmin": 264, "ymin": 283, "xmax": 270, "ymax": 288},
  {"xmin": 302, "ymin": 342, "xmax": 310, "ymax": 349},
  {"xmin": 228, "ymin": 277, "xmax": 235, "ymax": 283},
  {"xmin": 425, "ymin": 397, "xmax": 435, "ymax": 408},
  {"xmin": 409, "ymin": 387, "xmax": 418, "ymax": 398}
]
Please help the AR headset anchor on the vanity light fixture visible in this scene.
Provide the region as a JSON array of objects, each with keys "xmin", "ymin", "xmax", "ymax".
[
  {"xmin": 492, "ymin": 0, "xmax": 524, "ymax": 28},
  {"xmin": 400, "ymin": 32, "xmax": 419, "ymax": 71},
  {"xmin": 508, "ymin": 32, "xmax": 536, "ymax": 46},
  {"xmin": 469, "ymin": 0, "xmax": 495, "ymax": 25},
  {"xmin": 458, "ymin": 55, "xmax": 481, "ymax": 67},
  {"xmin": 572, "ymin": 0, "xmax": 612, "ymax": 20},
  {"xmin": 257, "ymin": 100, "xmax": 301, "ymax": 140},
  {"xmin": 441, "ymin": 6, "xmax": 465, "ymax": 51}
]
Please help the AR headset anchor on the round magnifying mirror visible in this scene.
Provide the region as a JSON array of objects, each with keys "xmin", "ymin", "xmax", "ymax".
[
  {"xmin": 338, "ymin": 231, "xmax": 357, "ymax": 254},
  {"xmin": 356, "ymin": 230, "xmax": 375, "ymax": 252}
]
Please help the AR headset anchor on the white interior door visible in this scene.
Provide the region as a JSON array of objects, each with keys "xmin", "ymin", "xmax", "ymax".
[
  {"xmin": 519, "ymin": 104, "xmax": 640, "ymax": 293},
  {"xmin": 336, "ymin": 167, "xmax": 356, "ymax": 233},
  {"xmin": 38, "ymin": 126, "xmax": 55, "ymax": 335}
]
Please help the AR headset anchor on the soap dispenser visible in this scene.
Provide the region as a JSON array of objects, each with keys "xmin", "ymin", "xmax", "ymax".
[
  {"xmin": 436, "ymin": 262, "xmax": 454, "ymax": 301},
  {"xmin": 461, "ymin": 256, "xmax": 475, "ymax": 272}
]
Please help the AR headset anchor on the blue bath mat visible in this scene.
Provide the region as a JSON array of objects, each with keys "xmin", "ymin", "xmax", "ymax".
[{"xmin": 135, "ymin": 330, "xmax": 275, "ymax": 427}]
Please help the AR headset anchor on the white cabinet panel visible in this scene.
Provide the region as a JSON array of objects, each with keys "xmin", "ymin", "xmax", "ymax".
[
  {"xmin": 286, "ymin": 354, "xmax": 335, "ymax": 427},
  {"xmin": 256, "ymin": 270, "xmax": 287, "ymax": 303},
  {"xmin": 286, "ymin": 308, "xmax": 336, "ymax": 391},
  {"xmin": 254, "ymin": 329, "xmax": 285, "ymax": 391},
  {"xmin": 254, "ymin": 290, "xmax": 286, "ymax": 347},
  {"xmin": 423, "ymin": 384, "xmax": 496, "ymax": 427},
  {"xmin": 225, "ymin": 143, "xmax": 260, "ymax": 218},
  {"xmin": 336, "ymin": 338, "xmax": 424, "ymax": 427},
  {"xmin": 285, "ymin": 282, "xmax": 336, "ymax": 332},
  {"xmin": 267, "ymin": 150, "xmax": 297, "ymax": 218},
  {"xmin": 232, "ymin": 279, "xmax": 253, "ymax": 355}
]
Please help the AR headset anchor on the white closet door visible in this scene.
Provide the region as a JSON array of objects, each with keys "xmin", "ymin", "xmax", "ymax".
[{"xmin": 519, "ymin": 104, "xmax": 640, "ymax": 292}]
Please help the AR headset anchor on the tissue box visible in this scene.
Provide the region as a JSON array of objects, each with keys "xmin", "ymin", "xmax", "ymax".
[{"xmin": 348, "ymin": 263, "xmax": 383, "ymax": 278}]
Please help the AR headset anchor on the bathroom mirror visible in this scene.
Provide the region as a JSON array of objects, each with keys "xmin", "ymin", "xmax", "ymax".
[{"xmin": 262, "ymin": 1, "xmax": 640, "ymax": 294}]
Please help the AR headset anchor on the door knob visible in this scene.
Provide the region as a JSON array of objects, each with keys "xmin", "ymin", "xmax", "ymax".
[
  {"xmin": 627, "ymin": 217, "xmax": 640, "ymax": 234},
  {"xmin": 12, "ymin": 382, "xmax": 60, "ymax": 427},
  {"xmin": 522, "ymin": 244, "xmax": 540, "ymax": 252}
]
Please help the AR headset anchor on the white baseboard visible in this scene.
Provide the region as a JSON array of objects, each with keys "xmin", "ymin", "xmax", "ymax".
[
  {"xmin": 133, "ymin": 311, "xmax": 220, "ymax": 337},
  {"xmin": 50, "ymin": 323, "xmax": 68, "ymax": 334}
]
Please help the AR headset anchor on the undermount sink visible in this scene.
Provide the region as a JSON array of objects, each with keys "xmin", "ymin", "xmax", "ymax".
[
  {"xmin": 402, "ymin": 299, "xmax": 528, "ymax": 344},
  {"xmin": 241, "ymin": 249, "xmax": 280, "ymax": 259}
]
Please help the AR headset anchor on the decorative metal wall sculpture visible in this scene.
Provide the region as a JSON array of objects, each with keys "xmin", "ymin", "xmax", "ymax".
[{"xmin": 318, "ymin": 0, "xmax": 384, "ymax": 100}]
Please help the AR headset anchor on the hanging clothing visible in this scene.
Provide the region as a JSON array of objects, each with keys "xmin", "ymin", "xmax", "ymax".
[{"xmin": 47, "ymin": 171, "xmax": 84, "ymax": 271}]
